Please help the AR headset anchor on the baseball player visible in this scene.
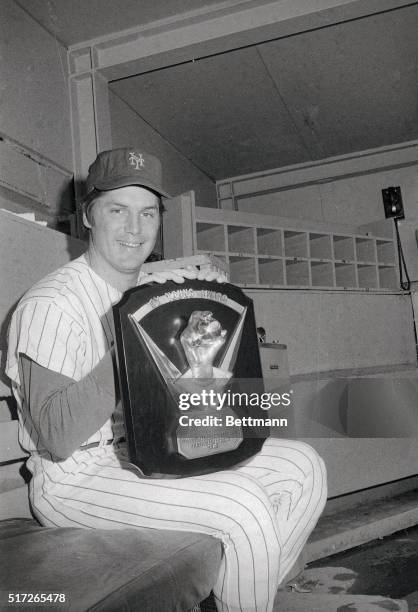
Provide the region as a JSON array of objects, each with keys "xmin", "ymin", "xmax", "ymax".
[{"xmin": 7, "ymin": 148, "xmax": 327, "ymax": 612}]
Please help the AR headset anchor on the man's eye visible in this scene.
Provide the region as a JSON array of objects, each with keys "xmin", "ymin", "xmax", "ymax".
[
  {"xmin": 110, "ymin": 208, "xmax": 125, "ymax": 214},
  {"xmin": 142, "ymin": 211, "xmax": 156, "ymax": 218}
]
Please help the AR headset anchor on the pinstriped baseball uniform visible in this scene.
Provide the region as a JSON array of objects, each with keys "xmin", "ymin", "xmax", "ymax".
[{"xmin": 7, "ymin": 254, "xmax": 327, "ymax": 612}]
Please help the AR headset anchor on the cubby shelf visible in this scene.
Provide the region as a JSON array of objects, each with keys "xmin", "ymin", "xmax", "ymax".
[
  {"xmin": 333, "ymin": 235, "xmax": 355, "ymax": 261},
  {"xmin": 378, "ymin": 265, "xmax": 397, "ymax": 290},
  {"xmin": 377, "ymin": 240, "xmax": 396, "ymax": 265},
  {"xmin": 284, "ymin": 231, "xmax": 308, "ymax": 258},
  {"xmin": 285, "ymin": 259, "xmax": 310, "ymax": 286},
  {"xmin": 357, "ymin": 264, "xmax": 378, "ymax": 289},
  {"xmin": 165, "ymin": 198, "xmax": 400, "ymax": 291},
  {"xmin": 311, "ymin": 261, "xmax": 334, "ymax": 287},
  {"xmin": 229, "ymin": 256, "xmax": 256, "ymax": 285},
  {"xmin": 335, "ymin": 263, "xmax": 357, "ymax": 288},
  {"xmin": 196, "ymin": 223, "xmax": 225, "ymax": 252},
  {"xmin": 258, "ymin": 257, "xmax": 284, "ymax": 285},
  {"xmin": 228, "ymin": 225, "xmax": 255, "ymax": 253},
  {"xmin": 355, "ymin": 237, "xmax": 376, "ymax": 263},
  {"xmin": 201, "ymin": 223, "xmax": 398, "ymax": 289},
  {"xmin": 257, "ymin": 228, "xmax": 283, "ymax": 256},
  {"xmin": 309, "ymin": 233, "xmax": 332, "ymax": 260}
]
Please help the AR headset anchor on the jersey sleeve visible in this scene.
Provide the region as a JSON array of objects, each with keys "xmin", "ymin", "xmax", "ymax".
[
  {"xmin": 7, "ymin": 299, "xmax": 86, "ymax": 384},
  {"xmin": 19, "ymin": 353, "xmax": 116, "ymax": 458}
]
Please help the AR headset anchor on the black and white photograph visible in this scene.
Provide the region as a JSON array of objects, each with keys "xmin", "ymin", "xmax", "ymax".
[{"xmin": 0, "ymin": 1, "xmax": 417, "ymax": 611}]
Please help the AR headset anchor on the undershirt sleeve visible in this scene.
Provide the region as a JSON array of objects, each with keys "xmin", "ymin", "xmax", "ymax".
[{"xmin": 19, "ymin": 351, "xmax": 118, "ymax": 460}]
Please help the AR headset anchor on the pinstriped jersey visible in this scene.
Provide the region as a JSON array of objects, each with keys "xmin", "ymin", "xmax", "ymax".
[{"xmin": 6, "ymin": 254, "xmax": 126, "ymax": 472}]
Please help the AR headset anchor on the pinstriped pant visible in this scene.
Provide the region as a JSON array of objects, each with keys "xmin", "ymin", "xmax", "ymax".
[{"xmin": 29, "ymin": 438, "xmax": 327, "ymax": 612}]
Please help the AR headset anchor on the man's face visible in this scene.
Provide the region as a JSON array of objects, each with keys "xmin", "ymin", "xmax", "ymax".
[{"xmin": 84, "ymin": 186, "xmax": 160, "ymax": 278}]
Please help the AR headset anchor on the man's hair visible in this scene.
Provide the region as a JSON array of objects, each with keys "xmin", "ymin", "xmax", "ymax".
[{"xmin": 82, "ymin": 188, "xmax": 166, "ymax": 227}]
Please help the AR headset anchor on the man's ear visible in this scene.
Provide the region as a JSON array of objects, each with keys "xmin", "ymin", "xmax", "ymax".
[{"xmin": 83, "ymin": 209, "xmax": 92, "ymax": 229}]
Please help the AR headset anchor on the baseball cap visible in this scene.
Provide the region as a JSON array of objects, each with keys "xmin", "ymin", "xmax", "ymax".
[{"xmin": 86, "ymin": 148, "xmax": 170, "ymax": 198}]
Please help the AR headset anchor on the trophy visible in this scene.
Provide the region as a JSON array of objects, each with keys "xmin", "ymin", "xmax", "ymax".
[{"xmin": 113, "ymin": 279, "xmax": 269, "ymax": 477}]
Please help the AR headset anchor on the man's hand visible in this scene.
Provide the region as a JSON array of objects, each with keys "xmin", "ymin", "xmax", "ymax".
[{"xmin": 139, "ymin": 265, "xmax": 228, "ymax": 285}]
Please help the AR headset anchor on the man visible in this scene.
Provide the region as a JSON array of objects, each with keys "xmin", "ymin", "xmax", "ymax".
[{"xmin": 7, "ymin": 147, "xmax": 327, "ymax": 612}]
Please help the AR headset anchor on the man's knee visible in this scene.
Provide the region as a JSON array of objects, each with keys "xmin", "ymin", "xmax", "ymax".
[
  {"xmin": 297, "ymin": 443, "xmax": 328, "ymax": 515},
  {"xmin": 219, "ymin": 475, "xmax": 281, "ymax": 551},
  {"xmin": 265, "ymin": 438, "xmax": 327, "ymax": 475}
]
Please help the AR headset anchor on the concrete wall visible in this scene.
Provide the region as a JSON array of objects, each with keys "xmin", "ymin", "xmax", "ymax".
[
  {"xmin": 237, "ymin": 163, "xmax": 418, "ymax": 227},
  {"xmin": 0, "ymin": 210, "xmax": 85, "ymax": 391},
  {"xmin": 248, "ymin": 289, "xmax": 416, "ymax": 376},
  {"xmin": 0, "ymin": 0, "xmax": 74, "ymax": 219},
  {"xmin": 109, "ymin": 90, "xmax": 217, "ymax": 207}
]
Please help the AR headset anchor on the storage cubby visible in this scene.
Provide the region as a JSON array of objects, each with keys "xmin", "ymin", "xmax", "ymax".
[
  {"xmin": 377, "ymin": 239, "xmax": 396, "ymax": 264},
  {"xmin": 333, "ymin": 235, "xmax": 355, "ymax": 261},
  {"xmin": 378, "ymin": 265, "xmax": 398, "ymax": 290},
  {"xmin": 258, "ymin": 258, "xmax": 284, "ymax": 285},
  {"xmin": 355, "ymin": 237, "xmax": 376, "ymax": 263},
  {"xmin": 196, "ymin": 223, "xmax": 225, "ymax": 252},
  {"xmin": 257, "ymin": 228, "xmax": 283, "ymax": 256},
  {"xmin": 284, "ymin": 231, "xmax": 308, "ymax": 258},
  {"xmin": 310, "ymin": 261, "xmax": 334, "ymax": 287},
  {"xmin": 227, "ymin": 225, "xmax": 255, "ymax": 254},
  {"xmin": 166, "ymin": 198, "xmax": 399, "ymax": 291},
  {"xmin": 229, "ymin": 256, "xmax": 256, "ymax": 284},
  {"xmin": 335, "ymin": 263, "xmax": 357, "ymax": 288},
  {"xmin": 309, "ymin": 233, "xmax": 332, "ymax": 260},
  {"xmin": 357, "ymin": 264, "xmax": 378, "ymax": 289},
  {"xmin": 285, "ymin": 259, "xmax": 310, "ymax": 286}
]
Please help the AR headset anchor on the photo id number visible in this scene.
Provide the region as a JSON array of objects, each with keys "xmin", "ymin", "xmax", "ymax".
[{"xmin": 7, "ymin": 593, "xmax": 66, "ymax": 604}]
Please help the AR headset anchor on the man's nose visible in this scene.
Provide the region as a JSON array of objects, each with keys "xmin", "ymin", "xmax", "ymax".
[{"xmin": 127, "ymin": 213, "xmax": 142, "ymax": 234}]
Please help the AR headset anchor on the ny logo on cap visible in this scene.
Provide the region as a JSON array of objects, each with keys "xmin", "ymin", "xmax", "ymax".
[{"xmin": 129, "ymin": 152, "xmax": 145, "ymax": 170}]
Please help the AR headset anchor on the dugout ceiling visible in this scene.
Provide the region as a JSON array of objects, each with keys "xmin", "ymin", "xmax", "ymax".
[{"xmin": 17, "ymin": 0, "xmax": 418, "ymax": 182}]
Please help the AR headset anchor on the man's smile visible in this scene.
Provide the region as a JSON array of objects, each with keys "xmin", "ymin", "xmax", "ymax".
[{"xmin": 118, "ymin": 241, "xmax": 144, "ymax": 248}]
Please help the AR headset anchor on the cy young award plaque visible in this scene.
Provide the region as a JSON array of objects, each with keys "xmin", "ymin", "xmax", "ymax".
[{"xmin": 113, "ymin": 279, "xmax": 269, "ymax": 477}]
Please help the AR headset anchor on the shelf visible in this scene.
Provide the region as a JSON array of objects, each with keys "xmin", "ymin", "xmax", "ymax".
[
  {"xmin": 357, "ymin": 264, "xmax": 378, "ymax": 289},
  {"xmin": 378, "ymin": 265, "xmax": 398, "ymax": 290},
  {"xmin": 355, "ymin": 237, "xmax": 376, "ymax": 263},
  {"xmin": 257, "ymin": 228, "xmax": 282, "ymax": 256},
  {"xmin": 196, "ymin": 249, "xmax": 226, "ymax": 257},
  {"xmin": 377, "ymin": 239, "xmax": 396, "ymax": 264},
  {"xmin": 229, "ymin": 256, "xmax": 256, "ymax": 284},
  {"xmin": 181, "ymin": 206, "xmax": 399, "ymax": 291},
  {"xmin": 258, "ymin": 258, "xmax": 284, "ymax": 285},
  {"xmin": 285, "ymin": 259, "xmax": 310, "ymax": 286},
  {"xmin": 333, "ymin": 235, "xmax": 355, "ymax": 261},
  {"xmin": 335, "ymin": 263, "xmax": 357, "ymax": 288},
  {"xmin": 284, "ymin": 231, "xmax": 308, "ymax": 258},
  {"xmin": 311, "ymin": 261, "xmax": 334, "ymax": 287},
  {"xmin": 227, "ymin": 225, "xmax": 255, "ymax": 254},
  {"xmin": 309, "ymin": 233, "xmax": 332, "ymax": 260},
  {"xmin": 196, "ymin": 223, "xmax": 225, "ymax": 252}
]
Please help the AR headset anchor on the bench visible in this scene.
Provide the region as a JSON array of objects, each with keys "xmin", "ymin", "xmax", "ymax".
[{"xmin": 0, "ymin": 411, "xmax": 222, "ymax": 611}]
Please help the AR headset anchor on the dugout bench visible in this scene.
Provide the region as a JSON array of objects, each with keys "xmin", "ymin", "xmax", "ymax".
[{"xmin": 0, "ymin": 415, "xmax": 222, "ymax": 612}]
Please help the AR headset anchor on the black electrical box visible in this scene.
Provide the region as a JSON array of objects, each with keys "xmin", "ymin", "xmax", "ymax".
[{"xmin": 382, "ymin": 186, "xmax": 404, "ymax": 220}]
